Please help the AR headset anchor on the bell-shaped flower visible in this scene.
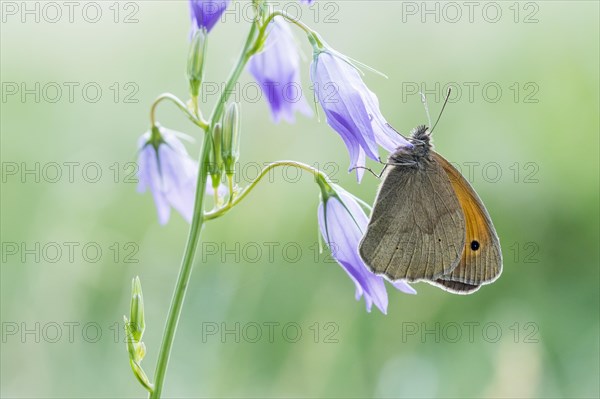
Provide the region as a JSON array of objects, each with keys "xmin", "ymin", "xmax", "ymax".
[
  {"xmin": 189, "ymin": 0, "xmax": 230, "ymax": 33},
  {"xmin": 137, "ymin": 126, "xmax": 199, "ymax": 225},
  {"xmin": 310, "ymin": 52, "xmax": 412, "ymax": 181},
  {"xmin": 318, "ymin": 185, "xmax": 415, "ymax": 314},
  {"xmin": 248, "ymin": 17, "xmax": 312, "ymax": 123}
]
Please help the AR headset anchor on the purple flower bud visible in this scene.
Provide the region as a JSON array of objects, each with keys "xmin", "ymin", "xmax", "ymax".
[
  {"xmin": 189, "ymin": 0, "xmax": 230, "ymax": 32},
  {"xmin": 318, "ymin": 187, "xmax": 415, "ymax": 314},
  {"xmin": 300, "ymin": 0, "xmax": 316, "ymax": 4},
  {"xmin": 310, "ymin": 52, "xmax": 412, "ymax": 181},
  {"xmin": 137, "ymin": 127, "xmax": 198, "ymax": 225},
  {"xmin": 248, "ymin": 17, "xmax": 312, "ymax": 123}
]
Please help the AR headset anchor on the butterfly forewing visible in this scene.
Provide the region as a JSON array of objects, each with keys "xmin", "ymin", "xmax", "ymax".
[
  {"xmin": 432, "ymin": 152, "xmax": 503, "ymax": 285},
  {"xmin": 359, "ymin": 156, "xmax": 466, "ymax": 282}
]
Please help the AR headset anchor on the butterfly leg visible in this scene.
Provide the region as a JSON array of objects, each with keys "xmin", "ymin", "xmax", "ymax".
[{"xmin": 349, "ymin": 164, "xmax": 389, "ymax": 179}]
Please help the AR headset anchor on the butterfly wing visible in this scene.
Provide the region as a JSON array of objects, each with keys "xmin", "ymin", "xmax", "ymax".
[
  {"xmin": 431, "ymin": 152, "xmax": 503, "ymax": 287},
  {"xmin": 430, "ymin": 279, "xmax": 481, "ymax": 295},
  {"xmin": 359, "ymin": 156, "xmax": 465, "ymax": 282}
]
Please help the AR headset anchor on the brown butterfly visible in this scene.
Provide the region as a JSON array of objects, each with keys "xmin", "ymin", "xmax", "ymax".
[{"xmin": 359, "ymin": 125, "xmax": 502, "ymax": 294}]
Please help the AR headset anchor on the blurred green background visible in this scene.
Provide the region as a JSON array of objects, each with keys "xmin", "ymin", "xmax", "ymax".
[{"xmin": 1, "ymin": 1, "xmax": 598, "ymax": 397}]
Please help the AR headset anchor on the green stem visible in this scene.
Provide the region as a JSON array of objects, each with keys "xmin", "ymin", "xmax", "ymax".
[
  {"xmin": 263, "ymin": 10, "xmax": 316, "ymax": 37},
  {"xmin": 150, "ymin": 93, "xmax": 208, "ymax": 130},
  {"xmin": 205, "ymin": 161, "xmax": 330, "ymax": 221},
  {"xmin": 191, "ymin": 95, "xmax": 199, "ymax": 119},
  {"xmin": 227, "ymin": 174, "xmax": 234, "ymax": 206},
  {"xmin": 149, "ymin": 132, "xmax": 211, "ymax": 399},
  {"xmin": 246, "ymin": 11, "xmax": 313, "ymax": 56},
  {"xmin": 149, "ymin": 15, "xmax": 263, "ymax": 399},
  {"xmin": 209, "ymin": 25, "xmax": 258, "ymax": 127}
]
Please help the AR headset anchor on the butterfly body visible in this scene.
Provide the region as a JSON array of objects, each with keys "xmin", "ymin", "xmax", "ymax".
[{"xmin": 359, "ymin": 125, "xmax": 502, "ymax": 294}]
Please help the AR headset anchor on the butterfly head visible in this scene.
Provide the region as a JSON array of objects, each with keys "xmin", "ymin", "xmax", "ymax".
[
  {"xmin": 389, "ymin": 125, "xmax": 432, "ymax": 164},
  {"xmin": 409, "ymin": 125, "xmax": 433, "ymax": 156},
  {"xmin": 411, "ymin": 125, "xmax": 431, "ymax": 143}
]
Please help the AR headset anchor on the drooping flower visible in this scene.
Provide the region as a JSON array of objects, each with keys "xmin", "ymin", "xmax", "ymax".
[
  {"xmin": 189, "ymin": 0, "xmax": 230, "ymax": 32},
  {"xmin": 310, "ymin": 51, "xmax": 412, "ymax": 181},
  {"xmin": 137, "ymin": 126, "xmax": 199, "ymax": 225},
  {"xmin": 318, "ymin": 185, "xmax": 415, "ymax": 314},
  {"xmin": 248, "ymin": 17, "xmax": 312, "ymax": 123}
]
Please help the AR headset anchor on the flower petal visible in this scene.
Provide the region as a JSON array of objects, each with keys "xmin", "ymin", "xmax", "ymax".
[
  {"xmin": 136, "ymin": 127, "xmax": 199, "ymax": 225},
  {"xmin": 391, "ymin": 280, "xmax": 417, "ymax": 295},
  {"xmin": 318, "ymin": 190, "xmax": 390, "ymax": 313},
  {"xmin": 248, "ymin": 17, "xmax": 312, "ymax": 123},
  {"xmin": 137, "ymin": 141, "xmax": 170, "ymax": 224},
  {"xmin": 189, "ymin": 0, "xmax": 230, "ymax": 32},
  {"xmin": 310, "ymin": 51, "xmax": 413, "ymax": 181}
]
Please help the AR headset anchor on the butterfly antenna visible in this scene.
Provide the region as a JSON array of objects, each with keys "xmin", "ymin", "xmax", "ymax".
[
  {"xmin": 430, "ymin": 88, "xmax": 452, "ymax": 134},
  {"xmin": 385, "ymin": 122, "xmax": 410, "ymax": 141},
  {"xmin": 420, "ymin": 92, "xmax": 432, "ymax": 127}
]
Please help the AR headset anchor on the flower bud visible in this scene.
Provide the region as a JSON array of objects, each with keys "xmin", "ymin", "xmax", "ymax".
[
  {"xmin": 221, "ymin": 102, "xmax": 241, "ymax": 175},
  {"xmin": 124, "ymin": 316, "xmax": 137, "ymax": 359},
  {"xmin": 130, "ymin": 358, "xmax": 153, "ymax": 392},
  {"xmin": 124, "ymin": 315, "xmax": 152, "ymax": 391},
  {"xmin": 129, "ymin": 276, "xmax": 145, "ymax": 342},
  {"xmin": 135, "ymin": 341, "xmax": 147, "ymax": 362},
  {"xmin": 187, "ymin": 28, "xmax": 207, "ymax": 98},
  {"xmin": 208, "ymin": 123, "xmax": 223, "ymax": 186},
  {"xmin": 123, "ymin": 277, "xmax": 153, "ymax": 393}
]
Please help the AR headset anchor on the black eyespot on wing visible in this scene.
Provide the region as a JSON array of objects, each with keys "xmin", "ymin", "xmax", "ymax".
[{"xmin": 470, "ymin": 240, "xmax": 480, "ymax": 251}]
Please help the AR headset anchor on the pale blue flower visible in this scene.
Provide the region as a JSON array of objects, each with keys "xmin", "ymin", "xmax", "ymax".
[
  {"xmin": 318, "ymin": 187, "xmax": 415, "ymax": 314},
  {"xmin": 310, "ymin": 52, "xmax": 412, "ymax": 181},
  {"xmin": 189, "ymin": 0, "xmax": 230, "ymax": 32},
  {"xmin": 137, "ymin": 127, "xmax": 198, "ymax": 225},
  {"xmin": 248, "ymin": 17, "xmax": 312, "ymax": 123}
]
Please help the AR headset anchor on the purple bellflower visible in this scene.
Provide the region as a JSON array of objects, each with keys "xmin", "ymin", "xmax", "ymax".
[
  {"xmin": 137, "ymin": 126, "xmax": 199, "ymax": 225},
  {"xmin": 248, "ymin": 17, "xmax": 312, "ymax": 123},
  {"xmin": 310, "ymin": 52, "xmax": 412, "ymax": 181},
  {"xmin": 189, "ymin": 0, "xmax": 230, "ymax": 32},
  {"xmin": 318, "ymin": 186, "xmax": 416, "ymax": 314}
]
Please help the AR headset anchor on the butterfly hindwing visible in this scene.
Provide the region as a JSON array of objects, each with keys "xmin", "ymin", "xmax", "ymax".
[
  {"xmin": 432, "ymin": 152, "xmax": 503, "ymax": 286},
  {"xmin": 429, "ymin": 278, "xmax": 481, "ymax": 294}
]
